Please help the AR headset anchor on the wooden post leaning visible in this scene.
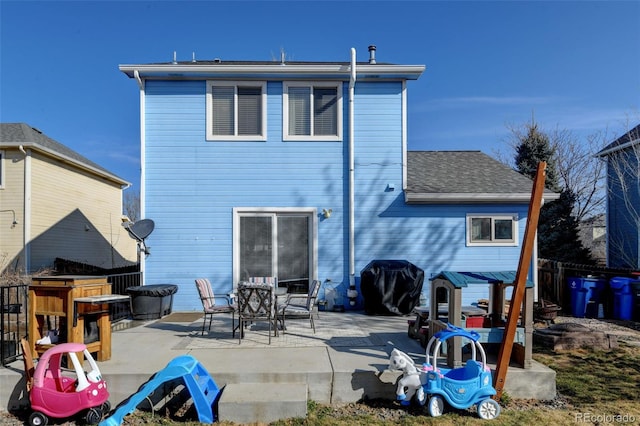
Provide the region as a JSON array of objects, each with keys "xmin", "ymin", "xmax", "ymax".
[{"xmin": 493, "ymin": 162, "xmax": 546, "ymax": 400}]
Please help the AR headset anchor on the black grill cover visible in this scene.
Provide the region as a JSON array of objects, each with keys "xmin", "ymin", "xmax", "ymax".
[{"xmin": 360, "ymin": 260, "xmax": 424, "ymax": 315}]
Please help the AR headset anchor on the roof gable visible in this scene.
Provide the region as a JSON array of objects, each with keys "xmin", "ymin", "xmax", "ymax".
[
  {"xmin": 406, "ymin": 151, "xmax": 558, "ymax": 204},
  {"xmin": 0, "ymin": 123, "xmax": 128, "ymax": 186},
  {"xmin": 596, "ymin": 123, "xmax": 640, "ymax": 156}
]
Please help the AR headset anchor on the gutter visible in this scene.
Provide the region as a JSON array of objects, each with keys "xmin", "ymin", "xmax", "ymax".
[
  {"xmin": 348, "ymin": 48, "xmax": 356, "ymax": 285},
  {"xmin": 405, "ymin": 192, "xmax": 561, "ymax": 204},
  {"xmin": 2, "ymin": 142, "xmax": 129, "ymax": 187},
  {"xmin": 119, "ymin": 63, "xmax": 424, "ymax": 80},
  {"xmin": 596, "ymin": 139, "xmax": 639, "ymax": 157}
]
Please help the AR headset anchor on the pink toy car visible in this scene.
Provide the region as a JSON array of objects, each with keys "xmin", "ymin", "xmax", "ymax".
[{"xmin": 27, "ymin": 342, "xmax": 110, "ymax": 426}]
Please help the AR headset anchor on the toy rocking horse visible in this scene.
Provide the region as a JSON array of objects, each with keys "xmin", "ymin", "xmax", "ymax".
[{"xmin": 388, "ymin": 348, "xmax": 425, "ymax": 406}]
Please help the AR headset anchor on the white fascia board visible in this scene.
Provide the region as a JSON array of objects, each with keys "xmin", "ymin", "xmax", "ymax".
[
  {"xmin": 404, "ymin": 192, "xmax": 560, "ymax": 204},
  {"xmin": 2, "ymin": 142, "xmax": 130, "ymax": 187},
  {"xmin": 596, "ymin": 139, "xmax": 640, "ymax": 157},
  {"xmin": 119, "ymin": 64, "xmax": 425, "ymax": 80}
]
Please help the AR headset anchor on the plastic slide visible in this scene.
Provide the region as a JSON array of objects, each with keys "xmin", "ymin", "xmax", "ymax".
[{"xmin": 100, "ymin": 354, "xmax": 220, "ymax": 425}]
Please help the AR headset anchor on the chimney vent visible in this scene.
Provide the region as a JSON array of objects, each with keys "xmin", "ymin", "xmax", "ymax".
[{"xmin": 368, "ymin": 45, "xmax": 377, "ymax": 64}]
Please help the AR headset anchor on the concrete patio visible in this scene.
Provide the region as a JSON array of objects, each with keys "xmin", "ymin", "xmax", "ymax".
[{"xmin": 1, "ymin": 310, "xmax": 556, "ymax": 423}]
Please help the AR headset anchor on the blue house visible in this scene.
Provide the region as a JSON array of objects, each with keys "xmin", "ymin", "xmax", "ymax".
[
  {"xmin": 119, "ymin": 46, "xmax": 557, "ymax": 311},
  {"xmin": 597, "ymin": 124, "xmax": 640, "ymax": 269}
]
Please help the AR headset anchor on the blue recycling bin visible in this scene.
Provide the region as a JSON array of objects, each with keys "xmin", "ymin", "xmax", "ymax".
[
  {"xmin": 567, "ymin": 276, "xmax": 606, "ymax": 318},
  {"xmin": 631, "ymin": 279, "xmax": 640, "ymax": 321},
  {"xmin": 609, "ymin": 277, "xmax": 636, "ymax": 321}
]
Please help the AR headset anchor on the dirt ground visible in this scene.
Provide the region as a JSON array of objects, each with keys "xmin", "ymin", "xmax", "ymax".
[{"xmin": 549, "ymin": 314, "xmax": 640, "ymax": 346}]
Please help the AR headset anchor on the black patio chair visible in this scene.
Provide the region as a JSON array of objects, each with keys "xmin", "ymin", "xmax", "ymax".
[{"xmin": 237, "ymin": 283, "xmax": 276, "ymax": 344}]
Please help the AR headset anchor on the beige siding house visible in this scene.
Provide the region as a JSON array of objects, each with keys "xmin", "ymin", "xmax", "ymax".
[{"xmin": 0, "ymin": 123, "xmax": 137, "ymax": 274}]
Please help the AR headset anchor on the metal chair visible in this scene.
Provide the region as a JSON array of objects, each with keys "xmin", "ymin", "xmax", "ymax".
[
  {"xmin": 237, "ymin": 283, "xmax": 276, "ymax": 344},
  {"xmin": 194, "ymin": 278, "xmax": 236, "ymax": 336},
  {"xmin": 278, "ymin": 279, "xmax": 321, "ymax": 334},
  {"xmin": 248, "ymin": 276, "xmax": 277, "ymax": 286}
]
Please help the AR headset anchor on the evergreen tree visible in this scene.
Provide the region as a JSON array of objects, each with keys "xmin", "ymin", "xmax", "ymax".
[
  {"xmin": 538, "ymin": 190, "xmax": 593, "ymax": 263},
  {"xmin": 513, "ymin": 123, "xmax": 594, "ymax": 264},
  {"xmin": 514, "ymin": 123, "xmax": 560, "ymax": 191}
]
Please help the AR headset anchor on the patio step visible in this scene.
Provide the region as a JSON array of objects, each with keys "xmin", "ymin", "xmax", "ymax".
[{"xmin": 218, "ymin": 382, "xmax": 307, "ymax": 424}]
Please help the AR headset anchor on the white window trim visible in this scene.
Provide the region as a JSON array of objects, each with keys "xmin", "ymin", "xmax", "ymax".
[
  {"xmin": 466, "ymin": 213, "xmax": 519, "ymax": 247},
  {"xmin": 283, "ymin": 81, "xmax": 343, "ymax": 141},
  {"xmin": 232, "ymin": 207, "xmax": 318, "ymax": 289},
  {"xmin": 0, "ymin": 150, "xmax": 4, "ymax": 189},
  {"xmin": 206, "ymin": 81, "xmax": 267, "ymax": 141}
]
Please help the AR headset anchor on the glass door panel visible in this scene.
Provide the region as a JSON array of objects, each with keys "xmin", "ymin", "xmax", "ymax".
[
  {"xmin": 239, "ymin": 216, "xmax": 273, "ymax": 280},
  {"xmin": 238, "ymin": 212, "xmax": 311, "ymax": 293},
  {"xmin": 277, "ymin": 215, "xmax": 310, "ymax": 293}
]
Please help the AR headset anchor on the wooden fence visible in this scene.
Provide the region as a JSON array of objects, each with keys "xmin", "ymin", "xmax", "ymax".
[{"xmin": 537, "ymin": 258, "xmax": 637, "ymax": 314}]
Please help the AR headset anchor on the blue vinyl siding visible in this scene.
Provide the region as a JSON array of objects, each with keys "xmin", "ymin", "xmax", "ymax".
[
  {"xmin": 142, "ymin": 79, "xmax": 531, "ymax": 311},
  {"xmin": 143, "ymin": 80, "xmax": 346, "ymax": 310},
  {"xmin": 606, "ymin": 149, "xmax": 640, "ymax": 268}
]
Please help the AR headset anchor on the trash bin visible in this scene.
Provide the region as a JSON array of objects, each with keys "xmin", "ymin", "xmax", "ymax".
[
  {"xmin": 126, "ymin": 284, "xmax": 178, "ymax": 320},
  {"xmin": 567, "ymin": 277, "xmax": 606, "ymax": 318},
  {"xmin": 609, "ymin": 277, "xmax": 635, "ymax": 321},
  {"xmin": 631, "ymin": 279, "xmax": 640, "ymax": 322},
  {"xmin": 360, "ymin": 260, "xmax": 424, "ymax": 316}
]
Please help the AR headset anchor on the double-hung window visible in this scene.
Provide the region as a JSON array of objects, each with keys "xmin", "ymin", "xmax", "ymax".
[
  {"xmin": 283, "ymin": 82, "xmax": 342, "ymax": 141},
  {"xmin": 466, "ymin": 214, "xmax": 518, "ymax": 246},
  {"xmin": 206, "ymin": 81, "xmax": 266, "ymax": 141}
]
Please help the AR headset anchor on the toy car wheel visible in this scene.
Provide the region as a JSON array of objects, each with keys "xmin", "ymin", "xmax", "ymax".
[
  {"xmin": 408, "ymin": 323, "xmax": 417, "ymax": 339},
  {"xmin": 28, "ymin": 411, "xmax": 48, "ymax": 426},
  {"xmin": 101, "ymin": 400, "xmax": 112, "ymax": 415},
  {"xmin": 427, "ymin": 395, "xmax": 444, "ymax": 417},
  {"xmin": 85, "ymin": 407, "xmax": 102, "ymax": 425},
  {"xmin": 477, "ymin": 398, "xmax": 501, "ymax": 419}
]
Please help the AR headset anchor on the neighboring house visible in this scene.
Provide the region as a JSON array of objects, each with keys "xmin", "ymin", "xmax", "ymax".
[
  {"xmin": 0, "ymin": 123, "xmax": 137, "ymax": 274},
  {"xmin": 578, "ymin": 214, "xmax": 606, "ymax": 266},
  {"xmin": 119, "ymin": 46, "xmax": 559, "ymax": 311},
  {"xmin": 596, "ymin": 124, "xmax": 640, "ymax": 269}
]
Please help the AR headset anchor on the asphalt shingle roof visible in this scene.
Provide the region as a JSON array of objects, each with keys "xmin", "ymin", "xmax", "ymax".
[
  {"xmin": 406, "ymin": 151, "xmax": 557, "ymax": 203},
  {"xmin": 0, "ymin": 123, "xmax": 127, "ymax": 185}
]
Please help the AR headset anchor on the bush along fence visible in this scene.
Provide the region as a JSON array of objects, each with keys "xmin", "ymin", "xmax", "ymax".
[{"xmin": 538, "ymin": 258, "xmax": 639, "ymax": 319}]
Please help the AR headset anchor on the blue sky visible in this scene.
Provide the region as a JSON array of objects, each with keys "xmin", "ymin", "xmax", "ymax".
[{"xmin": 1, "ymin": 1, "xmax": 639, "ymax": 193}]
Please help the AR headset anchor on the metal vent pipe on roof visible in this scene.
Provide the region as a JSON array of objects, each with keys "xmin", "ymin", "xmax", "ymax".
[{"xmin": 368, "ymin": 45, "xmax": 376, "ymax": 64}]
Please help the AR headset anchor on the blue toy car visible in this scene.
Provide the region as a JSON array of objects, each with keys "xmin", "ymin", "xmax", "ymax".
[{"xmin": 422, "ymin": 324, "xmax": 500, "ymax": 419}]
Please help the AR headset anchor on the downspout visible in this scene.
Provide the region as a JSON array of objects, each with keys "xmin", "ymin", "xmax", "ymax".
[
  {"xmin": 19, "ymin": 145, "xmax": 31, "ymax": 272},
  {"xmin": 134, "ymin": 70, "xmax": 146, "ymax": 283},
  {"xmin": 348, "ymin": 48, "xmax": 356, "ymax": 292},
  {"xmin": 531, "ymin": 198, "xmax": 546, "ymax": 303}
]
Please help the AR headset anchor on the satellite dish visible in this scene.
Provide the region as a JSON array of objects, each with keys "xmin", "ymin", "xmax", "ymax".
[
  {"xmin": 124, "ymin": 219, "xmax": 155, "ymax": 258},
  {"xmin": 127, "ymin": 219, "xmax": 155, "ymax": 242}
]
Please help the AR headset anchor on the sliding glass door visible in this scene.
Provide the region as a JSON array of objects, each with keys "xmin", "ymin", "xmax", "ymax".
[{"xmin": 237, "ymin": 210, "xmax": 314, "ymax": 293}]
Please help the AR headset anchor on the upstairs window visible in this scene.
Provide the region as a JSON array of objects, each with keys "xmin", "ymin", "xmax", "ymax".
[
  {"xmin": 466, "ymin": 214, "xmax": 518, "ymax": 246},
  {"xmin": 283, "ymin": 82, "xmax": 342, "ymax": 141},
  {"xmin": 206, "ymin": 81, "xmax": 266, "ymax": 141}
]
